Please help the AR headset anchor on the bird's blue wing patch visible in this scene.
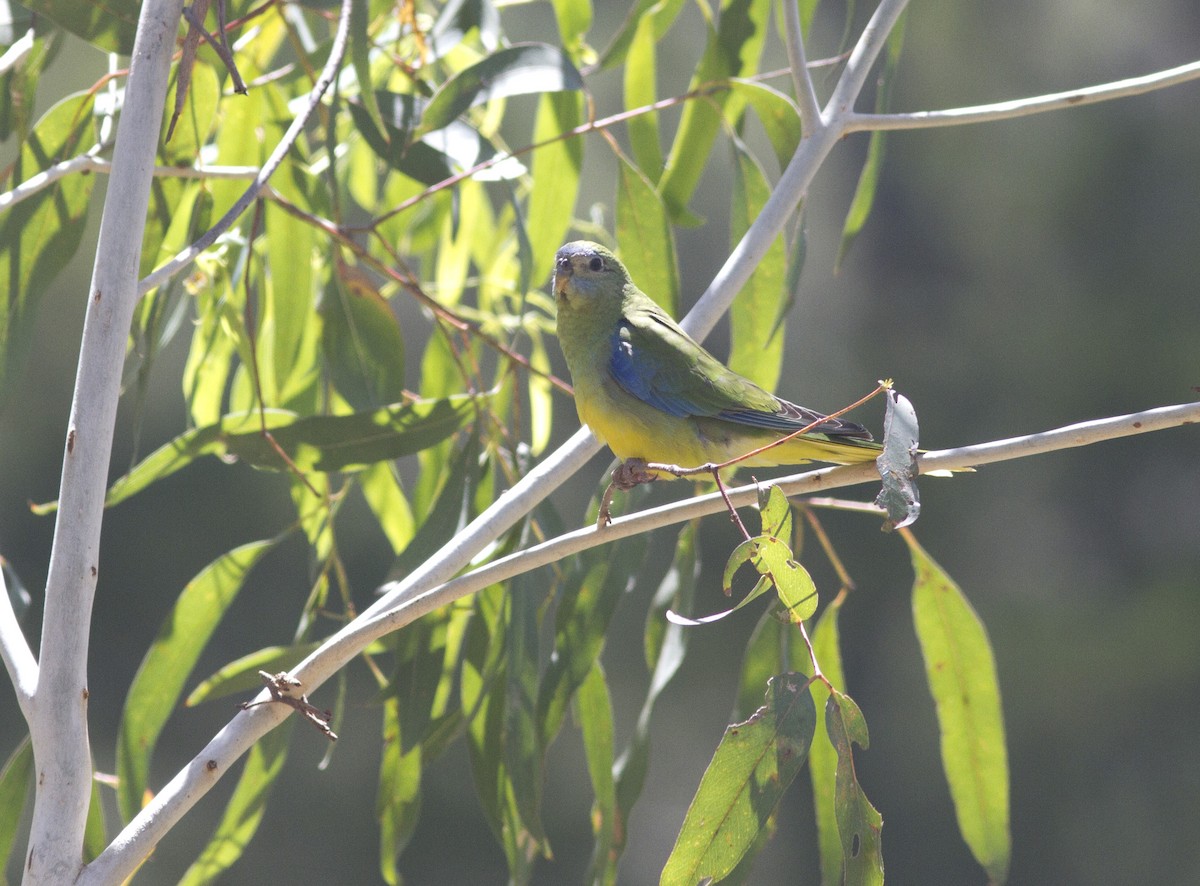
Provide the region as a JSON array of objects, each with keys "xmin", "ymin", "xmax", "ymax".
[{"xmin": 608, "ymin": 322, "xmax": 693, "ymax": 417}]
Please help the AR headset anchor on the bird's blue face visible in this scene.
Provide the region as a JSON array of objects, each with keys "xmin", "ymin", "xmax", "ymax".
[{"xmin": 553, "ymin": 242, "xmax": 621, "ymax": 306}]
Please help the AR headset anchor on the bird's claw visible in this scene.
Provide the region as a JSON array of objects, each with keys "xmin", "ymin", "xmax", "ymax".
[
  {"xmin": 611, "ymin": 458, "xmax": 657, "ymax": 490},
  {"xmin": 596, "ymin": 459, "xmax": 658, "ymax": 528}
]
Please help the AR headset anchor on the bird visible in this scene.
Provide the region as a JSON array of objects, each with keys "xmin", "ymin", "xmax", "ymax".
[{"xmin": 552, "ymin": 240, "xmax": 882, "ymax": 491}]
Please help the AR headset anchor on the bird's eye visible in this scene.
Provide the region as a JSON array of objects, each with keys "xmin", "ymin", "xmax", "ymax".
[{"xmin": 588, "ymin": 257, "xmax": 604, "ymax": 272}]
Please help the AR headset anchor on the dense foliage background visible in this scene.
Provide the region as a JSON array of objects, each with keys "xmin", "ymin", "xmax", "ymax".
[{"xmin": 0, "ymin": 0, "xmax": 1198, "ymax": 883}]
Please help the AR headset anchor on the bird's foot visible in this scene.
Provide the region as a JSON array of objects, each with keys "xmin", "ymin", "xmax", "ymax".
[
  {"xmin": 596, "ymin": 459, "xmax": 658, "ymax": 528},
  {"xmin": 612, "ymin": 458, "xmax": 657, "ymax": 490}
]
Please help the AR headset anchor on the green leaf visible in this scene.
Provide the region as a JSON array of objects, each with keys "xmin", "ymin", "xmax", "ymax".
[
  {"xmin": 592, "ymin": 521, "xmax": 697, "ymax": 884},
  {"xmin": 874, "ymin": 388, "xmax": 921, "ymax": 531},
  {"xmin": 116, "ymin": 540, "xmax": 275, "ymax": 822},
  {"xmin": 596, "ymin": 0, "xmax": 686, "ymax": 72},
  {"xmin": 550, "ymin": 0, "xmax": 592, "ymax": 58},
  {"xmin": 728, "ymin": 139, "xmax": 787, "ymax": 393},
  {"xmin": 161, "ymin": 59, "xmax": 219, "ymax": 166},
  {"xmin": 23, "ymin": 0, "xmax": 139, "ymax": 53},
  {"xmin": 391, "ymin": 429, "xmax": 484, "ymax": 578},
  {"xmin": 578, "ymin": 662, "xmax": 616, "ymax": 872},
  {"xmin": 378, "ymin": 698, "xmax": 422, "ymax": 885},
  {"xmin": 906, "ymin": 534, "xmax": 1011, "ymax": 883},
  {"xmin": 624, "ymin": 13, "xmax": 663, "ymax": 181},
  {"xmin": 836, "ymin": 11, "xmax": 907, "ymax": 269},
  {"xmin": 358, "ymin": 460, "xmax": 416, "ymax": 555},
  {"xmin": 722, "ymin": 532, "xmax": 818, "ymax": 624},
  {"xmin": 264, "ymin": 201, "xmax": 320, "ymax": 409},
  {"xmin": 98, "ymin": 395, "xmax": 478, "ymax": 508},
  {"xmin": 809, "ymin": 603, "xmax": 849, "ymax": 886},
  {"xmin": 185, "ymin": 642, "xmax": 324, "ymax": 706},
  {"xmin": 178, "ymin": 721, "xmax": 293, "ymax": 885},
  {"xmin": 505, "ymin": 576, "xmax": 546, "ymax": 845},
  {"xmin": 83, "ymin": 772, "xmax": 106, "ymax": 863},
  {"xmin": 416, "ymin": 43, "xmax": 584, "ymax": 137},
  {"xmin": 525, "ymin": 91, "xmax": 583, "ymax": 286},
  {"xmin": 661, "ymin": 673, "xmax": 815, "ymax": 885},
  {"xmin": 729, "ymin": 79, "xmax": 802, "ymax": 170},
  {"xmin": 0, "ymin": 736, "xmax": 32, "ymax": 873},
  {"xmin": 825, "ymin": 690, "xmax": 885, "ymax": 886},
  {"xmin": 615, "ymin": 155, "xmax": 680, "ymax": 317},
  {"xmin": 319, "ymin": 272, "xmax": 406, "ymax": 411},
  {"xmin": 350, "ymin": 0, "xmax": 385, "ymax": 136},
  {"xmin": 349, "ymin": 93, "xmax": 519, "ymax": 186},
  {"xmin": 658, "ymin": 0, "xmax": 772, "ymax": 222},
  {"xmin": 0, "ymin": 90, "xmax": 96, "ymax": 413},
  {"xmin": 756, "ymin": 484, "xmax": 792, "ymax": 540},
  {"xmin": 536, "ymin": 530, "xmax": 649, "ymax": 747}
]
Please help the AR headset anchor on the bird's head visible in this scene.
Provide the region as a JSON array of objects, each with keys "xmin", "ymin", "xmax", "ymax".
[{"xmin": 553, "ymin": 241, "xmax": 628, "ymax": 309}]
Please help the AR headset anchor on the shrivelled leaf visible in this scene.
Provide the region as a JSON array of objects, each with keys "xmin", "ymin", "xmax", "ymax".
[
  {"xmin": 416, "ymin": 43, "xmax": 584, "ymax": 137},
  {"xmin": 661, "ymin": 673, "xmax": 815, "ymax": 885},
  {"xmin": 874, "ymin": 388, "xmax": 921, "ymax": 530},
  {"xmin": 185, "ymin": 642, "xmax": 324, "ymax": 706},
  {"xmin": 728, "ymin": 139, "xmax": 787, "ymax": 392},
  {"xmin": 0, "ymin": 91, "xmax": 96, "ymax": 412},
  {"xmin": 825, "ymin": 690, "xmax": 884, "ymax": 885},
  {"xmin": 116, "ymin": 539, "xmax": 275, "ymax": 822},
  {"xmin": 22, "ymin": 0, "xmax": 139, "ymax": 53},
  {"xmin": 320, "ymin": 271, "xmax": 406, "ymax": 411},
  {"xmin": 907, "ymin": 534, "xmax": 1011, "ymax": 883},
  {"xmin": 615, "ymin": 155, "xmax": 679, "ymax": 317},
  {"xmin": 0, "ymin": 736, "xmax": 32, "ymax": 873},
  {"xmin": 177, "ymin": 722, "xmax": 293, "ymax": 885},
  {"xmin": 94, "ymin": 395, "xmax": 478, "ymax": 508}
]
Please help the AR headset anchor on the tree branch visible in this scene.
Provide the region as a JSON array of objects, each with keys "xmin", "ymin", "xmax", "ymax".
[
  {"xmin": 136, "ymin": 0, "xmax": 353, "ymax": 297},
  {"xmin": 25, "ymin": 1, "xmax": 187, "ymax": 882},
  {"xmin": 844, "ymin": 57, "xmax": 1200, "ymax": 132},
  {"xmin": 0, "ymin": 559, "xmax": 36, "ymax": 720},
  {"xmin": 781, "ymin": 0, "xmax": 822, "ymax": 133},
  {"xmin": 0, "ymin": 153, "xmax": 259, "ymax": 212},
  {"xmin": 83, "ymin": 6, "xmax": 928, "ymax": 875},
  {"xmin": 82, "ymin": 396, "xmax": 1200, "ymax": 882}
]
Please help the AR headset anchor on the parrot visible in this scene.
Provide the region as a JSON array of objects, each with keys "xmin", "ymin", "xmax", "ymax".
[{"xmin": 552, "ymin": 240, "xmax": 883, "ymax": 487}]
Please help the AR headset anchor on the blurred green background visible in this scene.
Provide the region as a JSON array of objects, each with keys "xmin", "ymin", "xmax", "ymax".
[{"xmin": 2, "ymin": 1, "xmax": 1199, "ymax": 883}]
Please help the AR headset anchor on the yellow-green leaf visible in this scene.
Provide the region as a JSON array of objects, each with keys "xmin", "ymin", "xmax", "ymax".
[
  {"xmin": 661, "ymin": 673, "xmax": 815, "ymax": 885},
  {"xmin": 906, "ymin": 533, "xmax": 1011, "ymax": 883}
]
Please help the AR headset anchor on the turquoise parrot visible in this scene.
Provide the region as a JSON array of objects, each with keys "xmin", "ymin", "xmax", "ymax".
[{"xmin": 553, "ymin": 240, "xmax": 882, "ymax": 477}]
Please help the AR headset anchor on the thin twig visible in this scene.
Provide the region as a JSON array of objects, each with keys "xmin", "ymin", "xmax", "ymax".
[
  {"xmin": 844, "ymin": 57, "xmax": 1200, "ymax": 133},
  {"xmin": 0, "ymin": 154, "xmax": 258, "ymax": 212}
]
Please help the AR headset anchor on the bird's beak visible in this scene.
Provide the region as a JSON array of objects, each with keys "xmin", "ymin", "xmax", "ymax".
[{"xmin": 553, "ymin": 256, "xmax": 572, "ymax": 299}]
